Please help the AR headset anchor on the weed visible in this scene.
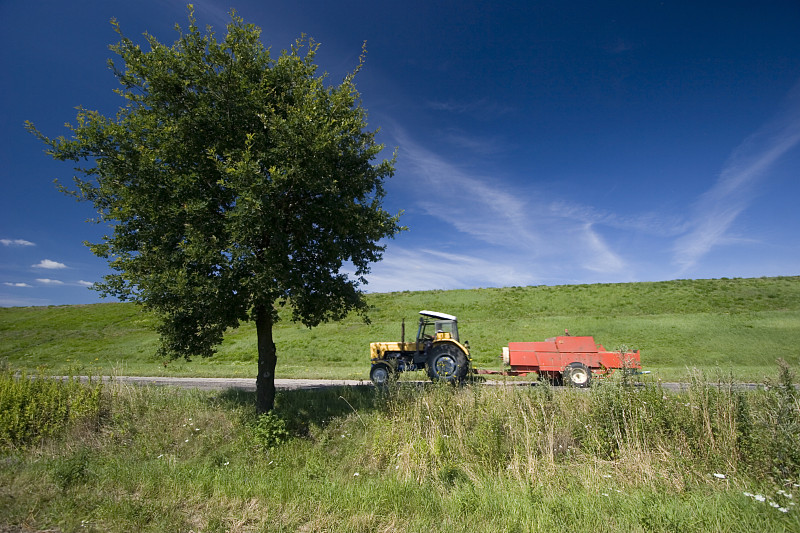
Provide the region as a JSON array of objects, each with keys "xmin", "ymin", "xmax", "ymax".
[
  {"xmin": 764, "ymin": 359, "xmax": 800, "ymax": 480},
  {"xmin": 50, "ymin": 447, "xmax": 93, "ymax": 490},
  {"xmin": 250, "ymin": 412, "xmax": 289, "ymax": 451}
]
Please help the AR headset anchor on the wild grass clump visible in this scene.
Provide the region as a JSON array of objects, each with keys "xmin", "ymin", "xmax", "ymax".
[
  {"xmin": 0, "ymin": 364, "xmax": 103, "ymax": 448},
  {"xmin": 362, "ymin": 366, "xmax": 800, "ymax": 490}
]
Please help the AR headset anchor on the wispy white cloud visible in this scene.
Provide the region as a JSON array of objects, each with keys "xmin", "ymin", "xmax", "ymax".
[
  {"xmin": 32, "ymin": 259, "xmax": 67, "ymax": 269},
  {"xmin": 425, "ymin": 98, "xmax": 515, "ymax": 118},
  {"xmin": 397, "ymin": 130, "xmax": 538, "ymax": 249},
  {"xmin": 673, "ymin": 82, "xmax": 800, "ymax": 272},
  {"xmin": 36, "ymin": 278, "xmax": 64, "ymax": 285},
  {"xmin": 1, "ymin": 239, "xmax": 35, "ymax": 246},
  {"xmin": 580, "ymin": 223, "xmax": 626, "ymax": 274},
  {"xmin": 546, "ymin": 201, "xmax": 688, "ymax": 237},
  {"xmin": 376, "ymin": 126, "xmax": 639, "ymax": 289},
  {"xmin": 3, "ymin": 282, "xmax": 32, "ymax": 288},
  {"xmin": 441, "ymin": 129, "xmax": 506, "ymax": 156},
  {"xmin": 364, "ymin": 247, "xmax": 538, "ymax": 293},
  {"xmin": 77, "ymin": 280, "xmax": 94, "ymax": 287}
]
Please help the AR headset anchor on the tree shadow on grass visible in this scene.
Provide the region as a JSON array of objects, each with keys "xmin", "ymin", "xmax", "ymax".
[{"xmin": 213, "ymin": 385, "xmax": 383, "ymax": 435}]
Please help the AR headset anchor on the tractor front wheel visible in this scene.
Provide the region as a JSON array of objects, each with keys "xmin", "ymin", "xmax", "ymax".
[
  {"xmin": 370, "ymin": 361, "xmax": 397, "ymax": 387},
  {"xmin": 563, "ymin": 362, "xmax": 591, "ymax": 388},
  {"xmin": 426, "ymin": 345, "xmax": 469, "ymax": 383}
]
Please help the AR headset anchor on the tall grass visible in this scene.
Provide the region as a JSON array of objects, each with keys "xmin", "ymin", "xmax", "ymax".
[
  {"xmin": 2, "ymin": 361, "xmax": 799, "ymax": 532},
  {"xmin": 0, "ymin": 363, "xmax": 103, "ymax": 449}
]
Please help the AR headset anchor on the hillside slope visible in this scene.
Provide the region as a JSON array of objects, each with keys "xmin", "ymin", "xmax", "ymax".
[{"xmin": 1, "ymin": 276, "xmax": 798, "ymax": 381}]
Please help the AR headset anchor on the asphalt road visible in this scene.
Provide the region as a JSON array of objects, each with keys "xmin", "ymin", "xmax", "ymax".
[
  {"xmin": 97, "ymin": 376, "xmax": 368, "ymax": 391},
  {"xmin": 91, "ymin": 376, "xmax": 764, "ymax": 392}
]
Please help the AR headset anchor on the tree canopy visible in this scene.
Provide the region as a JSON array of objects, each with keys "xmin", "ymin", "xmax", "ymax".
[{"xmin": 28, "ymin": 8, "xmax": 402, "ymax": 412}]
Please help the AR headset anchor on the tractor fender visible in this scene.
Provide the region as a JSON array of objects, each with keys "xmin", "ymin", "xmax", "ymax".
[{"xmin": 431, "ymin": 339, "xmax": 471, "ymax": 360}]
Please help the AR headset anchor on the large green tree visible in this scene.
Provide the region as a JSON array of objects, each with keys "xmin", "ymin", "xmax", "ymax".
[{"xmin": 28, "ymin": 8, "xmax": 402, "ymax": 412}]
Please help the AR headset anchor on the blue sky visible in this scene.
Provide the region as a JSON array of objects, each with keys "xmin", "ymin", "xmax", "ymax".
[{"xmin": 2, "ymin": 1, "xmax": 799, "ymax": 307}]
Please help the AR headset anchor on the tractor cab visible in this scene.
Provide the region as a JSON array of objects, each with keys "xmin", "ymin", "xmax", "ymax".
[{"xmin": 417, "ymin": 310, "xmax": 460, "ymax": 344}]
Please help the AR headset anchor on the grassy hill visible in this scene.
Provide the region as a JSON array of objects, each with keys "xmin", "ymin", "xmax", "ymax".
[{"xmin": 1, "ymin": 276, "xmax": 799, "ymax": 381}]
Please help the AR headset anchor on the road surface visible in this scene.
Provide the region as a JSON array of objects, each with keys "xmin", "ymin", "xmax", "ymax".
[{"xmin": 86, "ymin": 376, "xmax": 763, "ymax": 392}]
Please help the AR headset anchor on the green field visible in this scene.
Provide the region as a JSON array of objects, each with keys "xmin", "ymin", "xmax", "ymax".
[{"xmin": 2, "ymin": 276, "xmax": 799, "ymax": 382}]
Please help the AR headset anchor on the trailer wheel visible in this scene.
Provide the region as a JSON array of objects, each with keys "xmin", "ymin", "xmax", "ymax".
[
  {"xmin": 370, "ymin": 361, "xmax": 397, "ymax": 387},
  {"xmin": 426, "ymin": 344, "xmax": 469, "ymax": 383},
  {"xmin": 563, "ymin": 362, "xmax": 591, "ymax": 388}
]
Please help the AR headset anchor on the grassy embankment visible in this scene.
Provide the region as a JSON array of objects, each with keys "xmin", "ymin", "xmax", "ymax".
[{"xmin": 1, "ymin": 276, "xmax": 799, "ymax": 382}]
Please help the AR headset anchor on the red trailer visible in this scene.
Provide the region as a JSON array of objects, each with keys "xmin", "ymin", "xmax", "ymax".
[{"xmin": 478, "ymin": 333, "xmax": 640, "ymax": 387}]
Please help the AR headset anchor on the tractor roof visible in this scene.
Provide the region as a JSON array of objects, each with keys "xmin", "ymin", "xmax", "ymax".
[{"xmin": 419, "ymin": 310, "xmax": 457, "ymax": 321}]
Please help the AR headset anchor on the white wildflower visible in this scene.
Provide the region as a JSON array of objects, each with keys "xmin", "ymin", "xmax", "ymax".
[
  {"xmin": 779, "ymin": 507, "xmax": 789, "ymax": 513},
  {"xmin": 743, "ymin": 492, "xmax": 753, "ymax": 497},
  {"xmin": 713, "ymin": 473, "xmax": 726, "ymax": 479},
  {"xmin": 353, "ymin": 472, "xmax": 360, "ymax": 477},
  {"xmin": 755, "ymin": 495, "xmax": 766, "ymax": 502}
]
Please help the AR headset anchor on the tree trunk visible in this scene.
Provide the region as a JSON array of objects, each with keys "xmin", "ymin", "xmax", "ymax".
[{"xmin": 255, "ymin": 304, "xmax": 277, "ymax": 414}]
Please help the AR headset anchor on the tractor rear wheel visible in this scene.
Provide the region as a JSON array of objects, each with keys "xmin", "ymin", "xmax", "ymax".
[
  {"xmin": 563, "ymin": 362, "xmax": 591, "ymax": 388},
  {"xmin": 426, "ymin": 344, "xmax": 469, "ymax": 383},
  {"xmin": 370, "ymin": 361, "xmax": 397, "ymax": 387}
]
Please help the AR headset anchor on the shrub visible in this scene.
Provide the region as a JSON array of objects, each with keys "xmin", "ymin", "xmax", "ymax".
[
  {"xmin": 0, "ymin": 367, "xmax": 103, "ymax": 449},
  {"xmin": 250, "ymin": 412, "xmax": 289, "ymax": 451}
]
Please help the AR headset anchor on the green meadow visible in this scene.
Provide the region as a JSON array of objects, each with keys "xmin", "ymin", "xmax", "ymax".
[
  {"xmin": 1, "ymin": 276, "xmax": 799, "ymax": 382},
  {"xmin": 2, "ymin": 276, "xmax": 800, "ymax": 532}
]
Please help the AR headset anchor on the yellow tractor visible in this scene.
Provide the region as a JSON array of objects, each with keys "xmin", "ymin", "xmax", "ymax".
[{"xmin": 369, "ymin": 310, "xmax": 471, "ymax": 385}]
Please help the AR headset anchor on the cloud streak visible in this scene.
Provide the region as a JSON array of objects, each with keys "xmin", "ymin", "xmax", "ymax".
[
  {"xmin": 673, "ymin": 82, "xmax": 800, "ymax": 272},
  {"xmin": 1, "ymin": 239, "xmax": 35, "ymax": 246},
  {"xmin": 396, "ymin": 129, "xmax": 538, "ymax": 249},
  {"xmin": 36, "ymin": 278, "xmax": 64, "ymax": 285},
  {"xmin": 373, "ymin": 127, "xmax": 638, "ymax": 290},
  {"xmin": 364, "ymin": 247, "xmax": 538, "ymax": 293}
]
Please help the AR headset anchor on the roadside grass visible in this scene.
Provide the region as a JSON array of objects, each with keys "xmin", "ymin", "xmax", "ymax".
[
  {"xmin": 1, "ymin": 276, "xmax": 799, "ymax": 381},
  {"xmin": 1, "ymin": 362, "xmax": 799, "ymax": 532}
]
